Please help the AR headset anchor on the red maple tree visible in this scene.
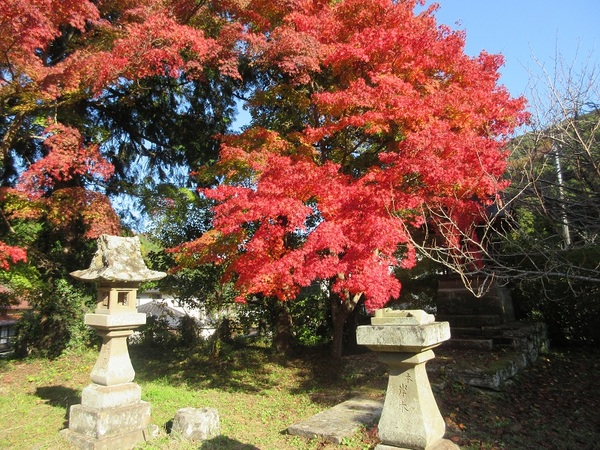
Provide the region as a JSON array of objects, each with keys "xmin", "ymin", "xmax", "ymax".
[
  {"xmin": 2, "ymin": 1, "xmax": 528, "ymax": 357},
  {"xmin": 174, "ymin": 0, "xmax": 528, "ymax": 357},
  {"xmin": 0, "ymin": 0, "xmax": 241, "ymax": 266}
]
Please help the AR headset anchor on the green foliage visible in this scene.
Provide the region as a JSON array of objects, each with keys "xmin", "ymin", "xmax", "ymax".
[
  {"xmin": 145, "ymin": 186, "xmax": 213, "ymax": 248},
  {"xmin": 0, "ymin": 259, "xmax": 43, "ymax": 311},
  {"xmin": 144, "ymin": 187, "xmax": 238, "ymax": 335},
  {"xmin": 0, "ymin": 193, "xmax": 102, "ymax": 357},
  {"xmin": 289, "ymin": 283, "xmax": 332, "ymax": 347},
  {"xmin": 228, "ymin": 287, "xmax": 333, "ymax": 351},
  {"xmin": 14, "ymin": 279, "xmax": 96, "ymax": 358},
  {"xmin": 134, "ymin": 315, "xmax": 178, "ymax": 350},
  {"xmin": 502, "ymin": 219, "xmax": 600, "ymax": 346},
  {"xmin": 392, "ymin": 256, "xmax": 442, "ymax": 312},
  {"xmin": 178, "ymin": 314, "xmax": 200, "ymax": 347},
  {"xmin": 512, "ymin": 278, "xmax": 600, "ymax": 345},
  {"xmin": 134, "ymin": 313, "xmax": 215, "ymax": 352}
]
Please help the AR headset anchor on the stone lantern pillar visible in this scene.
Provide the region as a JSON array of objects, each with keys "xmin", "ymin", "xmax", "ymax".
[
  {"xmin": 356, "ymin": 309, "xmax": 459, "ymax": 450},
  {"xmin": 62, "ymin": 235, "xmax": 166, "ymax": 450}
]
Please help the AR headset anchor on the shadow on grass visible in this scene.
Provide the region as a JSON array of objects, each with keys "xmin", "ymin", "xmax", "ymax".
[
  {"xmin": 35, "ymin": 385, "xmax": 80, "ymax": 428},
  {"xmin": 130, "ymin": 343, "xmax": 285, "ymax": 394},
  {"xmin": 280, "ymin": 347, "xmax": 387, "ymax": 407},
  {"xmin": 128, "ymin": 342, "xmax": 386, "ymax": 408},
  {"xmin": 198, "ymin": 435, "xmax": 260, "ymax": 449}
]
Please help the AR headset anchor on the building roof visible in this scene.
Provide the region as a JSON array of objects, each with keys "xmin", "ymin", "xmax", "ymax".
[
  {"xmin": 138, "ymin": 301, "xmax": 187, "ymax": 328},
  {"xmin": 0, "ymin": 315, "xmax": 19, "ymax": 326},
  {"xmin": 0, "ymin": 299, "xmax": 31, "ymax": 324}
]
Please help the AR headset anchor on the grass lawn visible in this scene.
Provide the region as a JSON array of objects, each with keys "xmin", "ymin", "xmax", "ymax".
[
  {"xmin": 0, "ymin": 342, "xmax": 599, "ymax": 449},
  {"xmin": 0, "ymin": 343, "xmax": 383, "ymax": 450}
]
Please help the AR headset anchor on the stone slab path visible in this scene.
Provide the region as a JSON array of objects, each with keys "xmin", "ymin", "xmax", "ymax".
[{"xmin": 287, "ymin": 396, "xmax": 383, "ymax": 444}]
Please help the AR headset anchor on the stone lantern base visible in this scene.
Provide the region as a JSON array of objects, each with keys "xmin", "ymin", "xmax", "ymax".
[
  {"xmin": 357, "ymin": 309, "xmax": 460, "ymax": 450},
  {"xmin": 62, "ymin": 382, "xmax": 151, "ymax": 450},
  {"xmin": 376, "ymin": 440, "xmax": 460, "ymax": 450}
]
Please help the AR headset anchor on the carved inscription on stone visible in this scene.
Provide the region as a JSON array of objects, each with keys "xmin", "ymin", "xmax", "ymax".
[{"xmin": 397, "ymin": 372, "xmax": 413, "ymax": 413}]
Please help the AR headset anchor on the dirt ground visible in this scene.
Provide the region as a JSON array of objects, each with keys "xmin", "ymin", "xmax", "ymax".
[{"xmin": 430, "ymin": 345, "xmax": 600, "ymax": 449}]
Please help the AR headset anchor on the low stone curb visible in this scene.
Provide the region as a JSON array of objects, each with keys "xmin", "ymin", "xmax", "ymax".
[{"xmin": 288, "ymin": 396, "xmax": 383, "ymax": 444}]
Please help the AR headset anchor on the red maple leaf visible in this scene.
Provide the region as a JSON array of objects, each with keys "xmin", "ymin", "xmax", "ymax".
[{"xmin": 174, "ymin": 0, "xmax": 528, "ymax": 313}]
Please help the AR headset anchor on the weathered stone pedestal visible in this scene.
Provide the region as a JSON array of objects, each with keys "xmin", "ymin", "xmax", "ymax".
[
  {"xmin": 65, "ymin": 396, "xmax": 151, "ymax": 450},
  {"xmin": 357, "ymin": 309, "xmax": 459, "ymax": 450},
  {"xmin": 172, "ymin": 407, "xmax": 220, "ymax": 441},
  {"xmin": 63, "ymin": 314, "xmax": 151, "ymax": 449},
  {"xmin": 62, "ymin": 235, "xmax": 166, "ymax": 450}
]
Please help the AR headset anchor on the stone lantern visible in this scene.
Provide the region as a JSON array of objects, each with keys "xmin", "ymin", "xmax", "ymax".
[
  {"xmin": 356, "ymin": 309, "xmax": 459, "ymax": 450},
  {"xmin": 62, "ymin": 235, "xmax": 166, "ymax": 449}
]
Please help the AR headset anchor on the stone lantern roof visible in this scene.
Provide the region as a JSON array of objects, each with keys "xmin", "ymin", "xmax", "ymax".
[{"xmin": 71, "ymin": 234, "xmax": 166, "ymax": 283}]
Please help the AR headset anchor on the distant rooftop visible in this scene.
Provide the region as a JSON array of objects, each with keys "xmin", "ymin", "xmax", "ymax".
[{"xmin": 138, "ymin": 301, "xmax": 186, "ymax": 328}]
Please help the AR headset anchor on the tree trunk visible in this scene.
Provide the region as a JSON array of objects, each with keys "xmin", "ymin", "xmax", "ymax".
[
  {"xmin": 273, "ymin": 302, "xmax": 293, "ymax": 353},
  {"xmin": 330, "ymin": 292, "xmax": 362, "ymax": 359},
  {"xmin": 345, "ymin": 298, "xmax": 364, "ymax": 354},
  {"xmin": 210, "ymin": 317, "xmax": 232, "ymax": 358}
]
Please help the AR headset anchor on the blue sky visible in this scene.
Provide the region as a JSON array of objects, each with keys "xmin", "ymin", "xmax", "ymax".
[{"xmin": 429, "ymin": 1, "xmax": 599, "ymax": 101}]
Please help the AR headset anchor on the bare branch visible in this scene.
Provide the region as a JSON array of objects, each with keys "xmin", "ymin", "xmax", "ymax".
[{"xmin": 394, "ymin": 52, "xmax": 600, "ymax": 295}]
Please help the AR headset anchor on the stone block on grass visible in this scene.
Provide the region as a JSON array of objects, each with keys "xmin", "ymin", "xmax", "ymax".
[{"xmin": 172, "ymin": 407, "xmax": 220, "ymax": 442}]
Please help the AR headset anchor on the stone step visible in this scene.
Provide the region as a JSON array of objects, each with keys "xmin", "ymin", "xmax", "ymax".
[
  {"xmin": 288, "ymin": 396, "xmax": 383, "ymax": 444},
  {"xmin": 437, "ymin": 314, "xmax": 502, "ymax": 327},
  {"xmin": 449, "ymin": 327, "xmax": 487, "ymax": 337},
  {"xmin": 451, "ymin": 326, "xmax": 516, "ymax": 339},
  {"xmin": 492, "ymin": 337, "xmax": 519, "ymax": 348},
  {"xmin": 443, "ymin": 338, "xmax": 494, "ymax": 351},
  {"xmin": 447, "ymin": 327, "xmax": 523, "ymax": 351}
]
